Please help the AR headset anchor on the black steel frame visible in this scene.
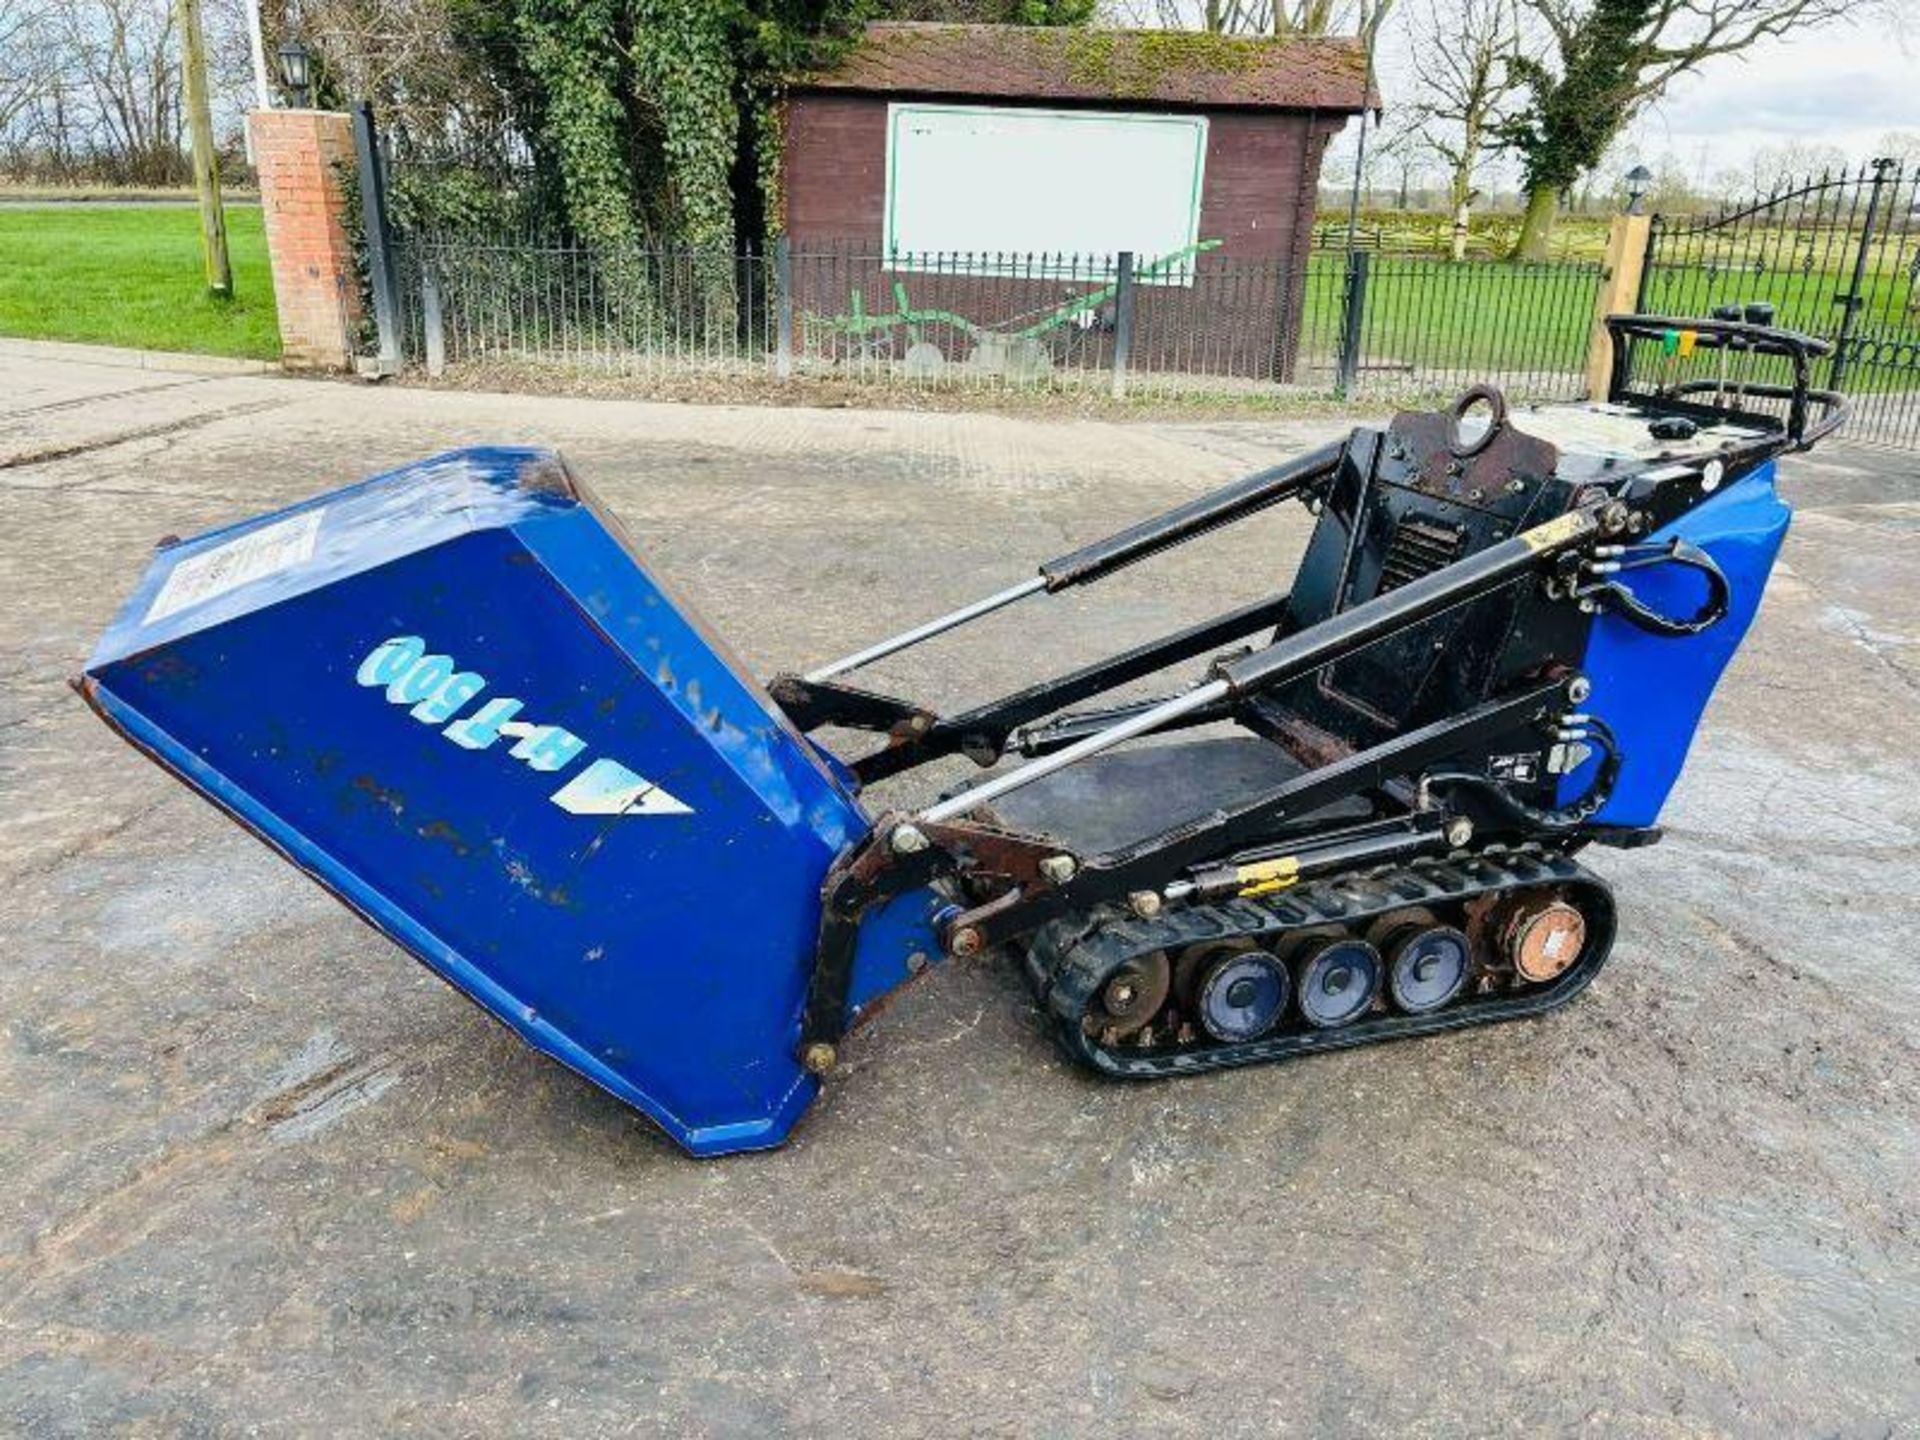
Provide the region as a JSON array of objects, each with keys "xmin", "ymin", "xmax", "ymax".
[{"xmin": 781, "ymin": 323, "xmax": 1830, "ymax": 1062}]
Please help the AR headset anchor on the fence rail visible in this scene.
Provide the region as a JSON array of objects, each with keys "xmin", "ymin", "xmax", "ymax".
[{"xmin": 384, "ymin": 234, "xmax": 1600, "ymax": 406}]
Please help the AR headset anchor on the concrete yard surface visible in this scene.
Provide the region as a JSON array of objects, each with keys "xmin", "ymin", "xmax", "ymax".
[{"xmin": 2, "ymin": 352, "xmax": 1917, "ymax": 1435}]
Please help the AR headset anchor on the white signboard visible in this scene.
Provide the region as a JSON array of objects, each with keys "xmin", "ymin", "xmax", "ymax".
[{"xmin": 884, "ymin": 103, "xmax": 1208, "ymax": 285}]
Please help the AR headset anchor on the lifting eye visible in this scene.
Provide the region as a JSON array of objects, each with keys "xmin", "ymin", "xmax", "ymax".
[{"xmin": 1449, "ymin": 384, "xmax": 1509, "ymax": 458}]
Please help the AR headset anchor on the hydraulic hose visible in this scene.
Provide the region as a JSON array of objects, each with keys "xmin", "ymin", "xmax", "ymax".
[
  {"xmin": 1578, "ymin": 539, "xmax": 1730, "ymax": 638},
  {"xmin": 1425, "ymin": 717, "xmax": 1622, "ymax": 833}
]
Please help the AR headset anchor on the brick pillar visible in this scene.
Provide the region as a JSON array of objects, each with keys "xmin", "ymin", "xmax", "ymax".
[{"xmin": 249, "ymin": 109, "xmax": 362, "ymax": 371}]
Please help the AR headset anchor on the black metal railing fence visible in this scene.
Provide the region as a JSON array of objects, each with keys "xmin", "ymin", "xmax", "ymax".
[
  {"xmin": 354, "ymin": 114, "xmax": 1603, "ymax": 403},
  {"xmin": 382, "ymin": 232, "xmax": 1601, "ymax": 405}
]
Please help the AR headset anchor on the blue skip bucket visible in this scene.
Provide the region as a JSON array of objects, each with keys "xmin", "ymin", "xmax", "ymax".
[{"xmin": 81, "ymin": 448, "xmax": 940, "ymax": 1155}]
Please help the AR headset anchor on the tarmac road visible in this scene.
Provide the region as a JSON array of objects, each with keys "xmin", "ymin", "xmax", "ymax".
[{"xmin": 3, "ymin": 347, "xmax": 1917, "ymax": 1436}]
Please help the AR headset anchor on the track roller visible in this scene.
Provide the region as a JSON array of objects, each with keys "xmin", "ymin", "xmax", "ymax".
[
  {"xmin": 1092, "ymin": 951, "xmax": 1171, "ymax": 1039},
  {"xmin": 1373, "ymin": 910, "xmax": 1473, "ymax": 1015},
  {"xmin": 1185, "ymin": 944, "xmax": 1290, "ymax": 1042},
  {"xmin": 1025, "ymin": 847, "xmax": 1618, "ymax": 1079},
  {"xmin": 1292, "ymin": 935, "xmax": 1383, "ymax": 1029}
]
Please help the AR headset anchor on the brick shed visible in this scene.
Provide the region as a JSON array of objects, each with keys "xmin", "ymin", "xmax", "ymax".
[{"xmin": 781, "ymin": 23, "xmax": 1375, "ymax": 382}]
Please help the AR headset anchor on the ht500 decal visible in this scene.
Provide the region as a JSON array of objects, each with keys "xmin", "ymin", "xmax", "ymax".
[{"xmin": 354, "ymin": 635, "xmax": 691, "ymax": 817}]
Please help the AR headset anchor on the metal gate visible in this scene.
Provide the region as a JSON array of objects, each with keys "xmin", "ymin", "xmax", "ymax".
[{"xmin": 1638, "ymin": 159, "xmax": 1920, "ymax": 449}]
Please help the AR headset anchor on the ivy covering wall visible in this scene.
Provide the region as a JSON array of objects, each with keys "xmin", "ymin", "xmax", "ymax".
[
  {"xmin": 341, "ymin": 2, "xmax": 1095, "ymax": 326},
  {"xmin": 447, "ymin": 0, "xmax": 1091, "ymax": 254}
]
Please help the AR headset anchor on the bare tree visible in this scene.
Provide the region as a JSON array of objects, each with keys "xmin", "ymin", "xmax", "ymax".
[
  {"xmin": 1873, "ymin": 129, "xmax": 1920, "ymax": 171},
  {"xmin": 1404, "ymin": 0, "xmax": 1522, "ymax": 257},
  {"xmin": 1272, "ymin": 0, "xmax": 1381, "ymax": 33},
  {"xmin": 1744, "ymin": 139, "xmax": 1849, "ymax": 195},
  {"xmin": 0, "ymin": 1, "xmax": 58, "ymax": 144},
  {"xmin": 1499, "ymin": 0, "xmax": 1899, "ymax": 259},
  {"xmin": 283, "ymin": 0, "xmax": 529, "ymax": 157},
  {"xmin": 0, "ymin": 0, "xmax": 261, "ymax": 184},
  {"xmin": 1369, "ymin": 113, "xmax": 1431, "ymax": 206},
  {"xmin": 48, "ymin": 0, "xmax": 186, "ymax": 183}
]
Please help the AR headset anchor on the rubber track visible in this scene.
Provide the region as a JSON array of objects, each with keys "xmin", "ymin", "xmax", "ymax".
[{"xmin": 1022, "ymin": 846, "xmax": 1617, "ymax": 1079}]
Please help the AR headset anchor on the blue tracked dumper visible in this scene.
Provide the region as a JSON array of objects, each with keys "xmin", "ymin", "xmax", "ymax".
[{"xmin": 80, "ymin": 314, "xmax": 1848, "ymax": 1155}]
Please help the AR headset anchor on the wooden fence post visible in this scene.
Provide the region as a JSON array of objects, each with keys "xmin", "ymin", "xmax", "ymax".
[
  {"xmin": 1586, "ymin": 212, "xmax": 1651, "ymax": 401},
  {"xmin": 177, "ymin": 0, "xmax": 231, "ymax": 297}
]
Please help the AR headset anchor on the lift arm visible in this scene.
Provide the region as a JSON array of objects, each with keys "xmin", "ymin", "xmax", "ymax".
[
  {"xmin": 917, "ymin": 505, "xmax": 1604, "ymax": 825},
  {"xmin": 789, "ymin": 441, "xmax": 1343, "ymax": 685},
  {"xmin": 774, "ymin": 441, "xmax": 1346, "ymax": 771}
]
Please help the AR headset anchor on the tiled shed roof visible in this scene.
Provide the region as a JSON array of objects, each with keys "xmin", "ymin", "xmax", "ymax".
[{"xmin": 797, "ymin": 23, "xmax": 1375, "ymax": 112}]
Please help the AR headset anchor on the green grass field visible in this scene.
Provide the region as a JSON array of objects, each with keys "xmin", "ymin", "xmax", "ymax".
[
  {"xmin": 0, "ymin": 205, "xmax": 279, "ymax": 360},
  {"xmin": 1296, "ymin": 253, "xmax": 1602, "ymax": 380},
  {"xmin": 1294, "ymin": 248, "xmax": 1918, "ymax": 393}
]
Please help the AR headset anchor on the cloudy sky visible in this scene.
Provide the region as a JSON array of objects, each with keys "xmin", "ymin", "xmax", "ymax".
[
  {"xmin": 1342, "ymin": 8, "xmax": 1918, "ymax": 193},
  {"xmin": 1629, "ymin": 18, "xmax": 1914, "ymax": 167}
]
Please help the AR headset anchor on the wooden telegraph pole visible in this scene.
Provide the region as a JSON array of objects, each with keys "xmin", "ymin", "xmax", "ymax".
[{"xmin": 177, "ymin": 0, "xmax": 233, "ymax": 297}]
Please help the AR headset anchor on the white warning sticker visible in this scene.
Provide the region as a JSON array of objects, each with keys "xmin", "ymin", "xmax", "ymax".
[{"xmin": 145, "ymin": 509, "xmax": 324, "ymax": 624}]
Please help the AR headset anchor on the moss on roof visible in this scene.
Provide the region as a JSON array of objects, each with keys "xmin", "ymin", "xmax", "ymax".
[{"xmin": 799, "ymin": 23, "xmax": 1375, "ymax": 113}]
